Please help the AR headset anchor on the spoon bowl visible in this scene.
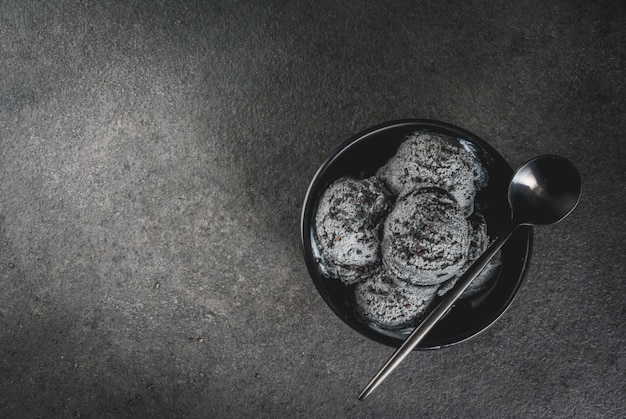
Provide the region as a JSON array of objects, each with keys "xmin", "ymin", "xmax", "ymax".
[{"xmin": 509, "ymin": 155, "xmax": 582, "ymax": 226}]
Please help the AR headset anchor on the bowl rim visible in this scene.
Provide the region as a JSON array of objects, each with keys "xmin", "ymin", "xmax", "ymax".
[{"xmin": 300, "ymin": 119, "xmax": 533, "ymax": 349}]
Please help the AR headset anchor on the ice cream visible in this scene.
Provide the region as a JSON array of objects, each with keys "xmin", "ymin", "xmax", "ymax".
[
  {"xmin": 437, "ymin": 213, "xmax": 501, "ymax": 297},
  {"xmin": 377, "ymin": 131, "xmax": 487, "ymax": 216},
  {"xmin": 314, "ymin": 177, "xmax": 393, "ymax": 285},
  {"xmin": 462, "ymin": 213, "xmax": 501, "ymax": 297},
  {"xmin": 354, "ymin": 272, "xmax": 438, "ymax": 330},
  {"xmin": 313, "ymin": 130, "xmax": 501, "ymax": 330},
  {"xmin": 381, "ymin": 187, "xmax": 469, "ymax": 286}
]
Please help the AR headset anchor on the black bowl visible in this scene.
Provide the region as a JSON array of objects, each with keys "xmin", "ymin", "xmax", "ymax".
[{"xmin": 301, "ymin": 119, "xmax": 532, "ymax": 349}]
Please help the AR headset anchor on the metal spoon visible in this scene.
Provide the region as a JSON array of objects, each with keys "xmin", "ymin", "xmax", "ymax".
[{"xmin": 358, "ymin": 155, "xmax": 582, "ymax": 400}]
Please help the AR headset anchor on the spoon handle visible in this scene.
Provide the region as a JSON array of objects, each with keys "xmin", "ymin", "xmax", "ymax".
[{"xmin": 358, "ymin": 227, "xmax": 517, "ymax": 400}]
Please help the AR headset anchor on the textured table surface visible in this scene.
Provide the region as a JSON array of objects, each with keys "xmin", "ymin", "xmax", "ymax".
[{"xmin": 1, "ymin": 1, "xmax": 625, "ymax": 417}]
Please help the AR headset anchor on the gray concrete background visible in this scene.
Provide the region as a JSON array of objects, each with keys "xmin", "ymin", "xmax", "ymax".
[{"xmin": 1, "ymin": 0, "xmax": 624, "ymax": 417}]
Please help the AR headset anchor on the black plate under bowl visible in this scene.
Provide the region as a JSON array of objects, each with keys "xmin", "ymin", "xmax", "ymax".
[{"xmin": 301, "ymin": 119, "xmax": 532, "ymax": 349}]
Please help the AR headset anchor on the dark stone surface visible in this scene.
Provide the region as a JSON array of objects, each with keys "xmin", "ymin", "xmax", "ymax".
[{"xmin": 1, "ymin": 0, "xmax": 624, "ymax": 417}]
